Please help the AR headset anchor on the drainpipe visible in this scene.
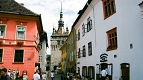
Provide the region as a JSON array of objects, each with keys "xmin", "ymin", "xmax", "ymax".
[{"xmin": 87, "ymin": 0, "xmax": 99, "ymax": 47}]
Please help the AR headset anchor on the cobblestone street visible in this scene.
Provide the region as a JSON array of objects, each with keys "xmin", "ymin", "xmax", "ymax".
[{"xmin": 48, "ymin": 74, "xmax": 67, "ymax": 80}]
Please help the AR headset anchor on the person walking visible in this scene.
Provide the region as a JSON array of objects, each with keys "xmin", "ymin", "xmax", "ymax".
[
  {"xmin": 33, "ymin": 69, "xmax": 40, "ymax": 80},
  {"xmin": 50, "ymin": 71, "xmax": 54, "ymax": 80},
  {"xmin": 0, "ymin": 68, "xmax": 11, "ymax": 80},
  {"xmin": 42, "ymin": 71, "xmax": 48, "ymax": 80}
]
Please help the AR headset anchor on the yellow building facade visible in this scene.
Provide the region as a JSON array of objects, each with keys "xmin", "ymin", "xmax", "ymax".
[{"xmin": 60, "ymin": 43, "xmax": 67, "ymax": 74}]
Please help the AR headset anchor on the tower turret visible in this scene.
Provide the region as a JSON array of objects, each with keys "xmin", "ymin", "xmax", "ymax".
[{"xmin": 58, "ymin": 2, "xmax": 64, "ymax": 27}]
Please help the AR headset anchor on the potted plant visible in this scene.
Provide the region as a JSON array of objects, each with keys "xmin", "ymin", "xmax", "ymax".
[
  {"xmin": 17, "ymin": 41, "xmax": 24, "ymax": 46},
  {"xmin": 107, "ymin": 44, "xmax": 112, "ymax": 50}
]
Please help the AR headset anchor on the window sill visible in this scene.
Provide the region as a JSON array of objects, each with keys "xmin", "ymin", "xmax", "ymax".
[
  {"xmin": 106, "ymin": 47, "xmax": 117, "ymax": 51},
  {"xmin": 104, "ymin": 11, "xmax": 116, "ymax": 20},
  {"xmin": 12, "ymin": 62, "xmax": 24, "ymax": 64},
  {"xmin": 88, "ymin": 54, "xmax": 92, "ymax": 56},
  {"xmin": 0, "ymin": 62, "xmax": 3, "ymax": 64}
]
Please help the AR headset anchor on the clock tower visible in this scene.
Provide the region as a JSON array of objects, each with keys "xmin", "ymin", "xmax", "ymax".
[{"xmin": 50, "ymin": 3, "xmax": 69, "ymax": 71}]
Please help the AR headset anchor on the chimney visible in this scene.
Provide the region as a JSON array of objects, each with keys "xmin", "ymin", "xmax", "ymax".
[{"xmin": 20, "ymin": 3, "xmax": 24, "ymax": 6}]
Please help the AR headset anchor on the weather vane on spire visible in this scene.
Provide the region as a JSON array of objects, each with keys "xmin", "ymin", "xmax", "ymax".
[{"xmin": 61, "ymin": 2, "xmax": 62, "ymax": 12}]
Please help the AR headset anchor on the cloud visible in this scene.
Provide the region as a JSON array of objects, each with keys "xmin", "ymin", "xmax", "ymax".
[{"xmin": 15, "ymin": 0, "xmax": 87, "ymax": 54}]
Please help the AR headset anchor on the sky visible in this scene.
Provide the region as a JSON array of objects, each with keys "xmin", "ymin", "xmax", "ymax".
[{"xmin": 15, "ymin": 0, "xmax": 88, "ymax": 54}]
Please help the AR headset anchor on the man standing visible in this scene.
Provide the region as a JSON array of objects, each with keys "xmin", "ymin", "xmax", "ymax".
[
  {"xmin": 33, "ymin": 69, "xmax": 40, "ymax": 80},
  {"xmin": 0, "ymin": 68, "xmax": 11, "ymax": 80},
  {"xmin": 101, "ymin": 67, "xmax": 107, "ymax": 80}
]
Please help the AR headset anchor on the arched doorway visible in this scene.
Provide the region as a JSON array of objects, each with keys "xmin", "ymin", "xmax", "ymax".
[{"xmin": 54, "ymin": 66, "xmax": 57, "ymax": 71}]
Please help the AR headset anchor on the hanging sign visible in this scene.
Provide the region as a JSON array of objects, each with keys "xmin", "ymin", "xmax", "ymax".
[{"xmin": 100, "ymin": 53, "xmax": 108, "ymax": 62}]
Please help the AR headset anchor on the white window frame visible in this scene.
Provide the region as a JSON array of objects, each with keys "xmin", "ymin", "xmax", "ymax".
[
  {"xmin": 16, "ymin": 26, "xmax": 26, "ymax": 40},
  {"xmin": 39, "ymin": 55, "xmax": 42, "ymax": 63},
  {"xmin": 87, "ymin": 17, "xmax": 92, "ymax": 32},
  {"xmin": 82, "ymin": 23, "xmax": 85, "ymax": 36},
  {"xmin": 0, "ymin": 25, "xmax": 6, "ymax": 38}
]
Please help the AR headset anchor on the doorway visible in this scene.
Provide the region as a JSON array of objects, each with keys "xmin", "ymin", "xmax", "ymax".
[{"xmin": 96, "ymin": 63, "xmax": 112, "ymax": 80}]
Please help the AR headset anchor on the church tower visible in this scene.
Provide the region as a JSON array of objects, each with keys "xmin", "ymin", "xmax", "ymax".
[{"xmin": 50, "ymin": 3, "xmax": 69, "ymax": 71}]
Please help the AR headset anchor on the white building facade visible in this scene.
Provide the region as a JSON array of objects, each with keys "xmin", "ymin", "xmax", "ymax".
[
  {"xmin": 39, "ymin": 32, "xmax": 48, "ymax": 72},
  {"xmin": 74, "ymin": 0, "xmax": 143, "ymax": 80}
]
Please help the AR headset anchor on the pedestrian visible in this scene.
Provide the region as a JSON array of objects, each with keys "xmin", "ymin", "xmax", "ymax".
[
  {"xmin": 33, "ymin": 69, "xmax": 40, "ymax": 80},
  {"xmin": 0, "ymin": 68, "xmax": 11, "ymax": 80},
  {"xmin": 101, "ymin": 66, "xmax": 107, "ymax": 80},
  {"xmin": 105, "ymin": 75, "xmax": 109, "ymax": 80},
  {"xmin": 50, "ymin": 71, "xmax": 54, "ymax": 80},
  {"xmin": 42, "ymin": 71, "xmax": 48, "ymax": 80},
  {"xmin": 12, "ymin": 70, "xmax": 16, "ymax": 80},
  {"xmin": 22, "ymin": 70, "xmax": 28, "ymax": 80},
  {"xmin": 67, "ymin": 74, "xmax": 70, "ymax": 80},
  {"xmin": 7, "ymin": 69, "xmax": 11, "ymax": 76},
  {"xmin": 16, "ymin": 68, "xmax": 20, "ymax": 78}
]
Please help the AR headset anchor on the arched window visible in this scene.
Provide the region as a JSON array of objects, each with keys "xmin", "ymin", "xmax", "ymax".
[{"xmin": 121, "ymin": 63, "xmax": 130, "ymax": 80}]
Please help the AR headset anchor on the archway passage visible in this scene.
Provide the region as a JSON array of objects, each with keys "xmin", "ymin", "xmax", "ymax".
[{"xmin": 54, "ymin": 66, "xmax": 57, "ymax": 71}]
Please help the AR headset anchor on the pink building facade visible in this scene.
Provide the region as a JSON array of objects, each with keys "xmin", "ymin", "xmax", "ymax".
[{"xmin": 0, "ymin": 0, "xmax": 43, "ymax": 79}]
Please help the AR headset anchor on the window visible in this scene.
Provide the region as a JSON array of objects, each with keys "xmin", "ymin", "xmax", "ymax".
[
  {"xmin": 87, "ymin": 17, "xmax": 92, "ymax": 32},
  {"xmin": 82, "ymin": 23, "xmax": 85, "ymax": 36},
  {"xmin": 78, "ymin": 29, "xmax": 80, "ymax": 40},
  {"xmin": 78, "ymin": 67, "xmax": 80, "ymax": 75},
  {"xmin": 78, "ymin": 48, "xmax": 81, "ymax": 58},
  {"xmin": 106, "ymin": 27, "xmax": 117, "ymax": 51},
  {"xmin": 57, "ymin": 40, "xmax": 60, "ymax": 45},
  {"xmin": 82, "ymin": 66, "xmax": 87, "ymax": 78},
  {"xmin": 0, "ymin": 25, "xmax": 5, "ymax": 38},
  {"xmin": 16, "ymin": 26, "xmax": 25, "ymax": 39},
  {"xmin": 14, "ymin": 50, "xmax": 24, "ymax": 62},
  {"xmin": 102, "ymin": 0, "xmax": 116, "ymax": 19},
  {"xmin": 83, "ymin": 45, "xmax": 86, "ymax": 57},
  {"xmin": 0, "ymin": 49, "xmax": 3, "ymax": 62},
  {"xmin": 39, "ymin": 55, "xmax": 42, "ymax": 62},
  {"xmin": 88, "ymin": 42, "xmax": 92, "ymax": 56},
  {"xmin": 121, "ymin": 63, "xmax": 130, "ymax": 80},
  {"xmin": 88, "ymin": 66, "xmax": 95, "ymax": 79}
]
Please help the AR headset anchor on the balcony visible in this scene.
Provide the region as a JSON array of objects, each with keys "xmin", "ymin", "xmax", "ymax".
[{"xmin": 0, "ymin": 38, "xmax": 40, "ymax": 50}]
